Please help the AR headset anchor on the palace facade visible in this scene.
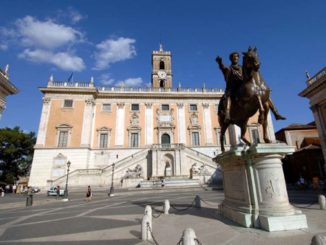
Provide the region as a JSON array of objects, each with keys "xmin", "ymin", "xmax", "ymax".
[
  {"xmin": 0, "ymin": 65, "xmax": 18, "ymax": 120},
  {"xmin": 29, "ymin": 46, "xmax": 276, "ymax": 189}
]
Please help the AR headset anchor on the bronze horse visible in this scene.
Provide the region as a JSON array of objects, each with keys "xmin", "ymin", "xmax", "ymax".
[{"xmin": 218, "ymin": 48, "xmax": 283, "ymax": 152}]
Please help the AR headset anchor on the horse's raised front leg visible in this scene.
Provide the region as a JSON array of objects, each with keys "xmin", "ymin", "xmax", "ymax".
[
  {"xmin": 257, "ymin": 95, "xmax": 265, "ymax": 124},
  {"xmin": 220, "ymin": 123, "xmax": 229, "ymax": 153},
  {"xmin": 262, "ymin": 103, "xmax": 271, "ymax": 143},
  {"xmin": 240, "ymin": 121, "xmax": 251, "ymax": 146}
]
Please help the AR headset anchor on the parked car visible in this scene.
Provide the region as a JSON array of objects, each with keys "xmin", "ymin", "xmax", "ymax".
[
  {"xmin": 47, "ymin": 186, "xmax": 65, "ymax": 196},
  {"xmin": 20, "ymin": 186, "xmax": 41, "ymax": 194}
]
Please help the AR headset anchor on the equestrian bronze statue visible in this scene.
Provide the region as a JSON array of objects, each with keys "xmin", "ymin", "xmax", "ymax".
[{"xmin": 216, "ymin": 47, "xmax": 285, "ymax": 152}]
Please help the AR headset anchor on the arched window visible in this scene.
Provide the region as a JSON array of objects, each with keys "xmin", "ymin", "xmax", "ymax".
[
  {"xmin": 159, "ymin": 60, "xmax": 165, "ymax": 70},
  {"xmin": 160, "ymin": 80, "xmax": 165, "ymax": 88},
  {"xmin": 161, "ymin": 133, "xmax": 170, "ymax": 145}
]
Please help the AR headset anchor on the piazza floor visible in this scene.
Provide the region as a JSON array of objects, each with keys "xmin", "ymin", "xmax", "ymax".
[{"xmin": 0, "ymin": 187, "xmax": 325, "ymax": 244}]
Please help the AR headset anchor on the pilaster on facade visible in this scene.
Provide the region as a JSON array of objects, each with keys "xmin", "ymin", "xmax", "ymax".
[
  {"xmin": 35, "ymin": 97, "xmax": 52, "ymax": 147},
  {"xmin": 202, "ymin": 103, "xmax": 213, "ymax": 145},
  {"xmin": 81, "ymin": 98, "xmax": 95, "ymax": 148},
  {"xmin": 145, "ymin": 103, "xmax": 153, "ymax": 145},
  {"xmin": 115, "ymin": 102, "xmax": 125, "ymax": 146},
  {"xmin": 177, "ymin": 103, "xmax": 186, "ymax": 144}
]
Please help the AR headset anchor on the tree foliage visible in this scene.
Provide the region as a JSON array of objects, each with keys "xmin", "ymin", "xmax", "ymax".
[{"xmin": 0, "ymin": 127, "xmax": 36, "ymax": 183}]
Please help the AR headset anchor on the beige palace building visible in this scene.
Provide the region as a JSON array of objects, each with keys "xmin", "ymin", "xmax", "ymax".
[{"xmin": 29, "ymin": 46, "xmax": 276, "ymax": 189}]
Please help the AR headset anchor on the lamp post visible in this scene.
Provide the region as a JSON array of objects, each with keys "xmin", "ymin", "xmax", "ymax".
[
  {"xmin": 64, "ymin": 160, "xmax": 71, "ymax": 199},
  {"xmin": 109, "ymin": 154, "xmax": 118, "ymax": 197}
]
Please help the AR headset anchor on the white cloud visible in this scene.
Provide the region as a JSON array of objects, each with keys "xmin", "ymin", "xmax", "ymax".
[
  {"xmin": 99, "ymin": 73, "xmax": 115, "ymax": 85},
  {"xmin": 69, "ymin": 10, "xmax": 85, "ymax": 24},
  {"xmin": 115, "ymin": 77, "xmax": 143, "ymax": 87},
  {"xmin": 94, "ymin": 37, "xmax": 136, "ymax": 70},
  {"xmin": 0, "ymin": 44, "xmax": 8, "ymax": 51},
  {"xmin": 15, "ymin": 16, "xmax": 82, "ymax": 49},
  {"xmin": 19, "ymin": 49, "xmax": 85, "ymax": 71}
]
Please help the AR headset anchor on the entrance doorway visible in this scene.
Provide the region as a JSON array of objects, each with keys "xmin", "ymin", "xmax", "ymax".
[{"xmin": 161, "ymin": 133, "xmax": 170, "ymax": 147}]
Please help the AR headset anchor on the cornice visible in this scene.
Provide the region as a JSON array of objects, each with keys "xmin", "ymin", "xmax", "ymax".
[
  {"xmin": 39, "ymin": 87, "xmax": 97, "ymax": 95},
  {"xmin": 0, "ymin": 76, "xmax": 18, "ymax": 95}
]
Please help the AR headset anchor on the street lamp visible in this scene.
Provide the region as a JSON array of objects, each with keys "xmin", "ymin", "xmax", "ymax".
[
  {"xmin": 108, "ymin": 154, "xmax": 118, "ymax": 197},
  {"xmin": 64, "ymin": 160, "xmax": 71, "ymax": 199}
]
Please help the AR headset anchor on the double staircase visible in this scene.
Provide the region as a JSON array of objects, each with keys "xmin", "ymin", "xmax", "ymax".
[{"xmin": 49, "ymin": 145, "xmax": 220, "ymax": 189}]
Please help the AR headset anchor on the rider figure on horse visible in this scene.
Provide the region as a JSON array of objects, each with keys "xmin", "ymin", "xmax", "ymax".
[
  {"xmin": 216, "ymin": 51, "xmax": 286, "ymax": 124},
  {"xmin": 216, "ymin": 52, "xmax": 243, "ymax": 123}
]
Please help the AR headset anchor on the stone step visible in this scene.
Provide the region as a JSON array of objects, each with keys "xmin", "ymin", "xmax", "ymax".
[{"xmin": 140, "ymin": 178, "xmax": 200, "ymax": 188}]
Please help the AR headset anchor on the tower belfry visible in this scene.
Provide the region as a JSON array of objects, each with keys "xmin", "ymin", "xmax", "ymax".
[{"xmin": 151, "ymin": 44, "xmax": 172, "ymax": 89}]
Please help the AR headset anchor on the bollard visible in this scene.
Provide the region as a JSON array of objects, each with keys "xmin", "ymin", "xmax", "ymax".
[
  {"xmin": 164, "ymin": 199, "xmax": 170, "ymax": 215},
  {"xmin": 26, "ymin": 195, "xmax": 33, "ymax": 207},
  {"xmin": 195, "ymin": 195, "xmax": 201, "ymax": 209},
  {"xmin": 141, "ymin": 213, "xmax": 152, "ymax": 241},
  {"xmin": 318, "ymin": 195, "xmax": 326, "ymax": 210},
  {"xmin": 145, "ymin": 205, "xmax": 152, "ymax": 217},
  {"xmin": 311, "ymin": 233, "xmax": 326, "ymax": 245},
  {"xmin": 26, "ymin": 188, "xmax": 33, "ymax": 207},
  {"xmin": 182, "ymin": 228, "xmax": 197, "ymax": 245}
]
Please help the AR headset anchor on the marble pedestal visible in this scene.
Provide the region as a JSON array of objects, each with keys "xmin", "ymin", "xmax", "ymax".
[{"xmin": 215, "ymin": 143, "xmax": 307, "ymax": 232}]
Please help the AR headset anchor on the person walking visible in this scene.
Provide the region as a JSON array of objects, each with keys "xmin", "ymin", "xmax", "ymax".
[
  {"xmin": 86, "ymin": 186, "xmax": 92, "ymax": 201},
  {"xmin": 56, "ymin": 186, "xmax": 60, "ymax": 199}
]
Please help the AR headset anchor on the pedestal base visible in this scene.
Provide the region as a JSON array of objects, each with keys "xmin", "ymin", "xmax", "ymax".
[
  {"xmin": 215, "ymin": 143, "xmax": 308, "ymax": 232},
  {"xmin": 219, "ymin": 203, "xmax": 253, "ymax": 228},
  {"xmin": 259, "ymin": 214, "xmax": 308, "ymax": 232}
]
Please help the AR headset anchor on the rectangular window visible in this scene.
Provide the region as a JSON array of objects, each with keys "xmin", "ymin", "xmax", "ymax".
[
  {"xmin": 250, "ymin": 128, "xmax": 260, "ymax": 144},
  {"xmin": 131, "ymin": 104, "xmax": 139, "ymax": 111},
  {"xmin": 102, "ymin": 103, "xmax": 111, "ymax": 112},
  {"xmin": 63, "ymin": 99, "xmax": 73, "ymax": 108},
  {"xmin": 162, "ymin": 104, "xmax": 169, "ymax": 111},
  {"xmin": 130, "ymin": 133, "xmax": 139, "ymax": 147},
  {"xmin": 190, "ymin": 104, "xmax": 197, "ymax": 112},
  {"xmin": 99, "ymin": 133, "xmax": 108, "ymax": 148},
  {"xmin": 58, "ymin": 131, "xmax": 68, "ymax": 147},
  {"xmin": 192, "ymin": 132, "xmax": 200, "ymax": 146}
]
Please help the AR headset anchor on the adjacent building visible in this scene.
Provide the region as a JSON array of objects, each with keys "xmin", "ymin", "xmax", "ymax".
[
  {"xmin": 0, "ymin": 65, "xmax": 18, "ymax": 120},
  {"xmin": 299, "ymin": 67, "xmax": 326, "ymax": 167},
  {"xmin": 29, "ymin": 45, "xmax": 275, "ymax": 189},
  {"xmin": 275, "ymin": 122, "xmax": 325, "ymax": 183}
]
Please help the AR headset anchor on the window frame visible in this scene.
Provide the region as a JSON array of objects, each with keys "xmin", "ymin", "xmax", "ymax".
[
  {"xmin": 191, "ymin": 131, "xmax": 200, "ymax": 146},
  {"xmin": 249, "ymin": 126, "xmax": 260, "ymax": 144},
  {"xmin": 131, "ymin": 103, "xmax": 140, "ymax": 112},
  {"xmin": 130, "ymin": 132, "xmax": 140, "ymax": 148},
  {"xmin": 102, "ymin": 103, "xmax": 112, "ymax": 112},
  {"xmin": 161, "ymin": 104, "xmax": 170, "ymax": 111},
  {"xmin": 63, "ymin": 99, "xmax": 73, "ymax": 108},
  {"xmin": 56, "ymin": 124, "xmax": 72, "ymax": 148},
  {"xmin": 189, "ymin": 104, "xmax": 198, "ymax": 112}
]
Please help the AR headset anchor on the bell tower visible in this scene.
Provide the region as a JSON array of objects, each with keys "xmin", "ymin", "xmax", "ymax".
[{"xmin": 151, "ymin": 44, "xmax": 172, "ymax": 89}]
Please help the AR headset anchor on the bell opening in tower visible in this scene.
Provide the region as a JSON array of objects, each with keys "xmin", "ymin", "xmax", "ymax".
[
  {"xmin": 159, "ymin": 61, "xmax": 165, "ymax": 70},
  {"xmin": 160, "ymin": 80, "xmax": 165, "ymax": 88}
]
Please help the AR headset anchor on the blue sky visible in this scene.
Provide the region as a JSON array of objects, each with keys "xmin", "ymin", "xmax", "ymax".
[{"xmin": 0, "ymin": 0, "xmax": 325, "ymax": 133}]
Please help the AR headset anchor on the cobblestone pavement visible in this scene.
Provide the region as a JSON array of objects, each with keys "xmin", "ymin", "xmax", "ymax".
[{"xmin": 0, "ymin": 187, "xmax": 325, "ymax": 244}]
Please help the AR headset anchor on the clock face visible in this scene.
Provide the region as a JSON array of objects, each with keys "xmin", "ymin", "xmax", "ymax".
[{"xmin": 158, "ymin": 70, "xmax": 167, "ymax": 79}]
